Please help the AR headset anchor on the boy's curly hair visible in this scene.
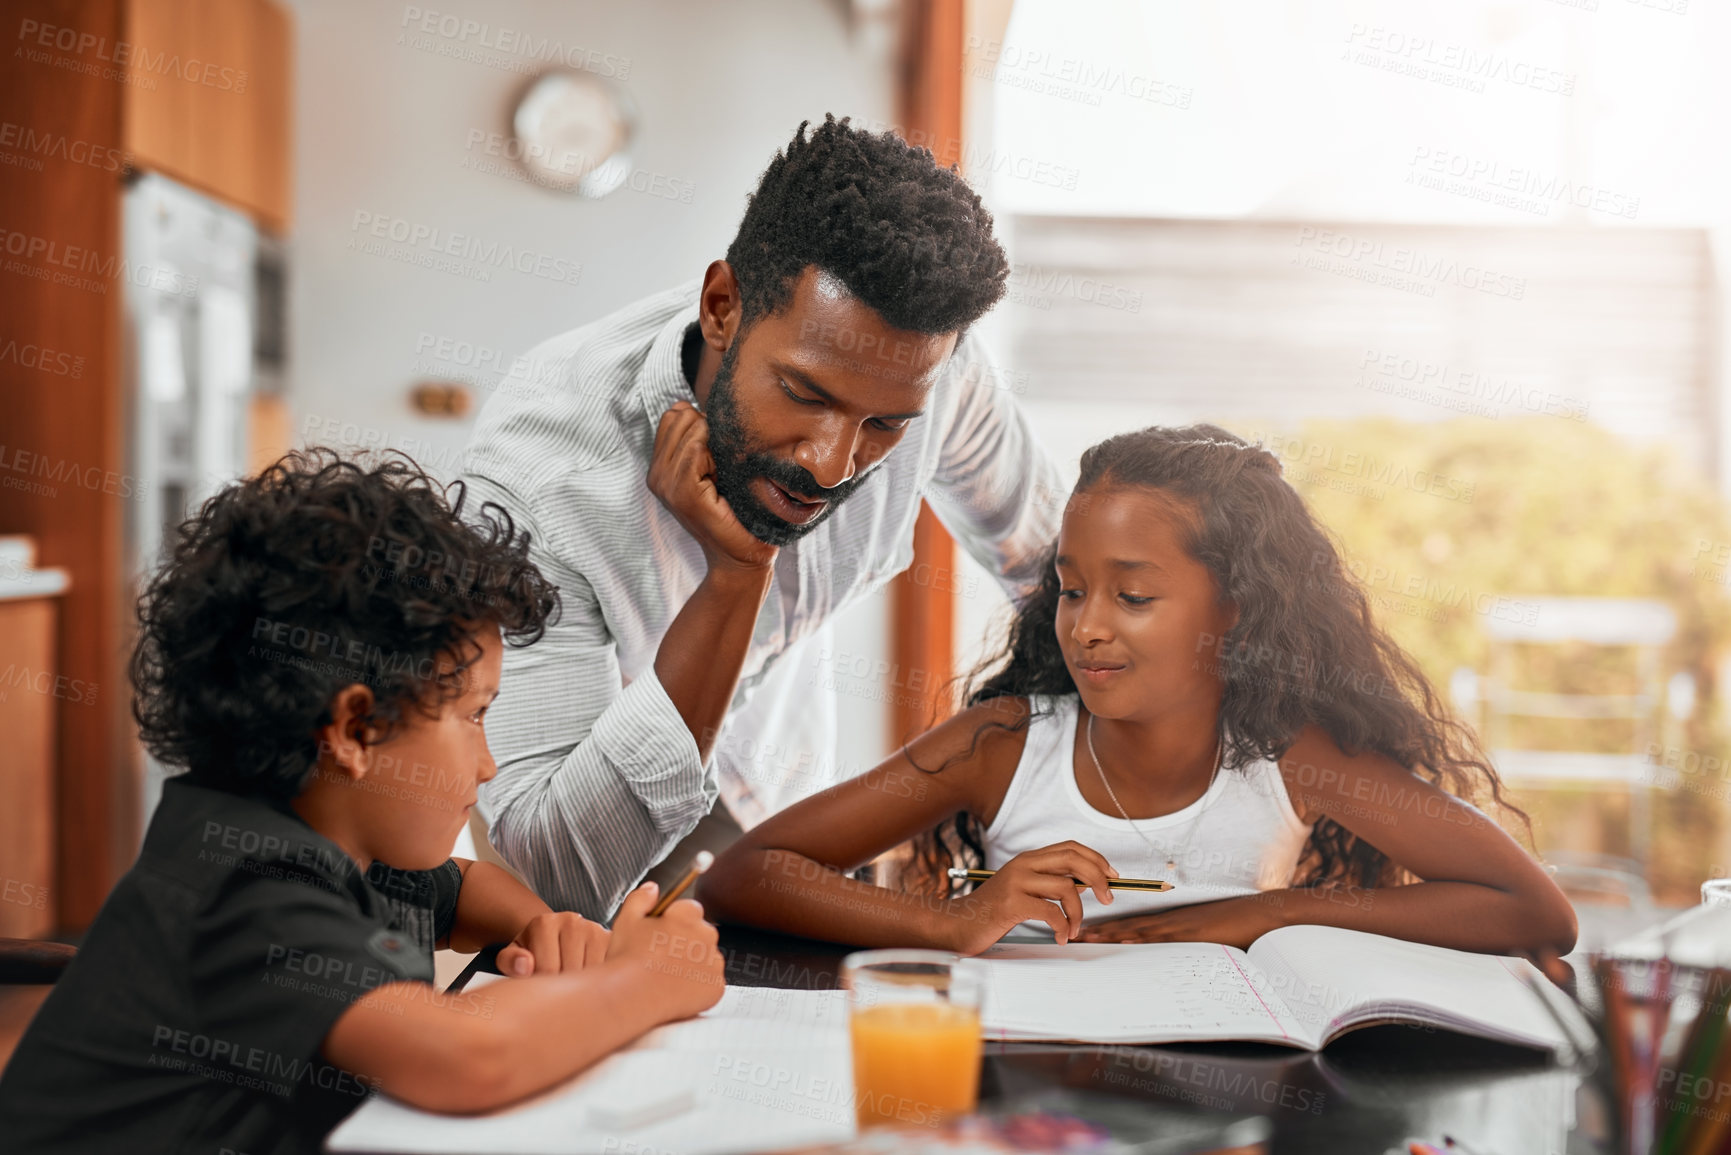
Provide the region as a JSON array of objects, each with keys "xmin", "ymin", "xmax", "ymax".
[
  {"xmin": 130, "ymin": 448, "xmax": 560, "ymax": 802},
  {"xmin": 724, "ymin": 113, "xmax": 1008, "ymax": 336}
]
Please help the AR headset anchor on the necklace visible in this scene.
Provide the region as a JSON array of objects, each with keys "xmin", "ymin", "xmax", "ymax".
[{"xmin": 1086, "ymin": 713, "xmax": 1223, "ymax": 883}]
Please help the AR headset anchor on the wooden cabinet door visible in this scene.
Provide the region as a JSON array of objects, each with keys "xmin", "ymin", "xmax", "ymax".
[{"xmin": 124, "ymin": 0, "xmax": 292, "ymax": 231}]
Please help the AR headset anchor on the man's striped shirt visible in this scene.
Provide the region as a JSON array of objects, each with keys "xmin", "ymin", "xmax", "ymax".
[{"xmin": 460, "ymin": 279, "xmax": 1063, "ymax": 919}]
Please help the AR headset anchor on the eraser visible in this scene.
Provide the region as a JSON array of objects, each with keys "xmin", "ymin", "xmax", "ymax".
[{"xmin": 588, "ymin": 1084, "xmax": 697, "ymax": 1131}]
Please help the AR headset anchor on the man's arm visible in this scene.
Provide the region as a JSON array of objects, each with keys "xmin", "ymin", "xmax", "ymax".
[
  {"xmin": 467, "ymin": 403, "xmax": 777, "ymax": 921},
  {"xmin": 460, "ymin": 510, "xmax": 701, "ymax": 921},
  {"xmin": 922, "ymin": 336, "xmax": 1066, "ymax": 595}
]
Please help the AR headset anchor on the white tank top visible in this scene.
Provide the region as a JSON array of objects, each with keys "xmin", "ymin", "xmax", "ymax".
[{"xmin": 982, "ymin": 695, "xmax": 1313, "ymax": 928}]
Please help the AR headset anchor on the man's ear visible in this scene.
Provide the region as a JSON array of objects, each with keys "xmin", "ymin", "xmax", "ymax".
[
  {"xmin": 314, "ymin": 683, "xmax": 377, "ymax": 783},
  {"xmin": 697, "ymin": 259, "xmax": 743, "ymax": 353}
]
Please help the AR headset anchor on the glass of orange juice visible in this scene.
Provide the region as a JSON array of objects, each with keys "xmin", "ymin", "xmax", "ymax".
[{"xmin": 842, "ymin": 949, "xmax": 984, "ymax": 1131}]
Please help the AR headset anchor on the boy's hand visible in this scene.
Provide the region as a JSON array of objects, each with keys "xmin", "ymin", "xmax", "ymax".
[
  {"xmin": 497, "ymin": 911, "xmax": 611, "ymax": 976},
  {"xmin": 605, "ymin": 881, "xmax": 726, "ymax": 1019},
  {"xmin": 945, "ymin": 841, "xmax": 1116, "ymax": 953}
]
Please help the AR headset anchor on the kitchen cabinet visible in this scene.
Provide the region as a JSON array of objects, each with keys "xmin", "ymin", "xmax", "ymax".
[{"xmin": 0, "ymin": 0, "xmax": 291, "ymax": 930}]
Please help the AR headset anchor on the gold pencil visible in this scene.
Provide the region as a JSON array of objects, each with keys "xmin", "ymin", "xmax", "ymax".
[
  {"xmin": 649, "ymin": 850, "xmax": 715, "ymax": 916},
  {"xmin": 946, "ymin": 867, "xmax": 1173, "ymax": 892}
]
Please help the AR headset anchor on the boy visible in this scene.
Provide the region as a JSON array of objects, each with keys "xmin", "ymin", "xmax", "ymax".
[{"xmin": 0, "ymin": 449, "xmax": 724, "ymax": 1154}]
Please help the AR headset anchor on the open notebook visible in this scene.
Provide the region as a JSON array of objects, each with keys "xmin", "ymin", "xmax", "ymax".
[{"xmin": 972, "ymin": 924, "xmax": 1588, "ymax": 1052}]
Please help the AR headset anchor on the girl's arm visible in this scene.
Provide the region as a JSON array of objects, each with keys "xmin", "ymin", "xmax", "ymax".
[
  {"xmin": 445, "ymin": 858, "xmax": 612, "ymax": 975},
  {"xmin": 1080, "ymin": 726, "xmax": 1578, "ymax": 956},
  {"xmin": 1270, "ymin": 726, "xmax": 1577, "ymax": 955},
  {"xmin": 322, "ymin": 883, "xmax": 721, "ymax": 1113},
  {"xmin": 700, "ymin": 697, "xmax": 1118, "ymax": 953}
]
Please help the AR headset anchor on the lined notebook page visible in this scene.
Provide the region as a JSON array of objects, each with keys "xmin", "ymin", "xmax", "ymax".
[
  {"xmin": 633, "ymin": 985, "xmax": 850, "ymax": 1050},
  {"xmin": 1246, "ymin": 925, "xmax": 1570, "ymax": 1049},
  {"xmin": 972, "ymin": 942, "xmax": 1318, "ymax": 1047}
]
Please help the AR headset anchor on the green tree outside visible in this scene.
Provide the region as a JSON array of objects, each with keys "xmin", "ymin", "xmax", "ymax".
[{"xmin": 1235, "ymin": 416, "xmax": 1731, "ymax": 905}]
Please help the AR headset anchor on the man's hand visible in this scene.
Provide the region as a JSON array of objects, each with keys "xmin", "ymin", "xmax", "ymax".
[
  {"xmin": 944, "ymin": 841, "xmax": 1117, "ymax": 953},
  {"xmin": 647, "ymin": 401, "xmax": 778, "ymax": 573},
  {"xmin": 495, "ymin": 911, "xmax": 611, "ymax": 976},
  {"xmin": 605, "ymin": 881, "xmax": 726, "ymax": 1021},
  {"xmin": 1073, "ymin": 895, "xmax": 1282, "ymax": 950}
]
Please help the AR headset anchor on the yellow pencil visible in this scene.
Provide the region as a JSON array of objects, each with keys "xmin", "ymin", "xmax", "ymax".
[
  {"xmin": 946, "ymin": 868, "xmax": 1173, "ymax": 892},
  {"xmin": 649, "ymin": 850, "xmax": 714, "ymax": 916}
]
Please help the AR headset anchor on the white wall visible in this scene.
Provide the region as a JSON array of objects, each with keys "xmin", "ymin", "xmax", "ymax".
[{"xmin": 280, "ymin": 0, "xmax": 900, "ymax": 768}]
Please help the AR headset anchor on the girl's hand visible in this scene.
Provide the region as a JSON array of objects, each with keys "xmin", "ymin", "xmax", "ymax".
[
  {"xmin": 1073, "ymin": 894, "xmax": 1281, "ymax": 950},
  {"xmin": 946, "ymin": 841, "xmax": 1116, "ymax": 953},
  {"xmin": 496, "ymin": 910, "xmax": 612, "ymax": 976}
]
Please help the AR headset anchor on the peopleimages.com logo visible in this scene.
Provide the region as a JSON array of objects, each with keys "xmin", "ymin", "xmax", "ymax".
[
  {"xmin": 1293, "ymin": 227, "xmax": 1525, "ymax": 300},
  {"xmin": 16, "ymin": 18, "xmax": 250, "ymax": 91}
]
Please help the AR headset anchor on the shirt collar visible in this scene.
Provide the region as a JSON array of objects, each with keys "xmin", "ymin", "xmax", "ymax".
[{"xmin": 636, "ymin": 277, "xmax": 704, "ymax": 430}]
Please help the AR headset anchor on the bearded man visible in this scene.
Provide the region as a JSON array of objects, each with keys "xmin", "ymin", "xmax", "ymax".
[{"xmin": 460, "ymin": 115, "xmax": 1062, "ymax": 919}]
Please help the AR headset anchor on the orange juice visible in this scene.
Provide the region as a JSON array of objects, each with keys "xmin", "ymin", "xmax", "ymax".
[{"xmin": 848, "ymin": 1001, "xmax": 982, "ymax": 1129}]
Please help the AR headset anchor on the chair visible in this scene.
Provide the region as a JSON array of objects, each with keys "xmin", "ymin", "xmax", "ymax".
[
  {"xmin": 1451, "ymin": 596, "xmax": 1685, "ymax": 866},
  {"xmin": 0, "ymin": 939, "xmax": 76, "ymax": 984}
]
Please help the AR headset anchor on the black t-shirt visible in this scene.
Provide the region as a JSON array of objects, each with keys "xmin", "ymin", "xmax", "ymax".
[{"xmin": 0, "ymin": 777, "xmax": 464, "ymax": 1155}]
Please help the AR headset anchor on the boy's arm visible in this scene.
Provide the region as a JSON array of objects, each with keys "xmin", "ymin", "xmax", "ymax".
[
  {"xmin": 323, "ymin": 884, "xmax": 723, "ymax": 1114},
  {"xmin": 443, "ymin": 858, "xmax": 612, "ymax": 975},
  {"xmin": 443, "ymin": 859, "xmax": 545, "ymax": 951}
]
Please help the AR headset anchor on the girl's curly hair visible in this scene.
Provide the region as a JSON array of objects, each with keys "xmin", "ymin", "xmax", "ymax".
[
  {"xmin": 906, "ymin": 424, "xmax": 1529, "ymax": 893},
  {"xmin": 130, "ymin": 447, "xmax": 560, "ymax": 802}
]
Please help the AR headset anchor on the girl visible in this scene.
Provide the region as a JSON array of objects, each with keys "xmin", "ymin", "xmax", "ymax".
[{"xmin": 700, "ymin": 425, "xmax": 1578, "ymax": 960}]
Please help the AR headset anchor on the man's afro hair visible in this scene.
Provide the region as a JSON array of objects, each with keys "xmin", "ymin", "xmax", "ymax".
[{"xmin": 724, "ymin": 114, "xmax": 1009, "ymax": 336}]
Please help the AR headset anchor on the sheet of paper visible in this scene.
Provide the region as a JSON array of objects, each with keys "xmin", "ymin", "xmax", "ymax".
[
  {"xmin": 327, "ymin": 985, "xmax": 855, "ymax": 1154},
  {"xmin": 973, "ymin": 942, "xmax": 1315, "ymax": 1047}
]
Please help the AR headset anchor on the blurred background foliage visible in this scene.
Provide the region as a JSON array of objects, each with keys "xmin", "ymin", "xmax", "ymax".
[{"xmin": 1234, "ymin": 415, "xmax": 1731, "ymax": 905}]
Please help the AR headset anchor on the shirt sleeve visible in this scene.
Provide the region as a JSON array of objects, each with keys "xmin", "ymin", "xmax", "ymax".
[
  {"xmin": 428, "ymin": 858, "xmax": 463, "ymax": 941},
  {"xmin": 363, "ymin": 858, "xmax": 464, "ymax": 949},
  {"xmin": 923, "ymin": 335, "xmax": 1066, "ymax": 599},
  {"xmin": 191, "ymin": 867, "xmax": 433, "ymax": 1098},
  {"xmin": 460, "ymin": 469, "xmax": 713, "ymax": 922}
]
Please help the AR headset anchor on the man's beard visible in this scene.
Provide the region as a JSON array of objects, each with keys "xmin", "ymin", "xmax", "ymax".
[{"xmin": 703, "ymin": 345, "xmax": 871, "ymax": 547}]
